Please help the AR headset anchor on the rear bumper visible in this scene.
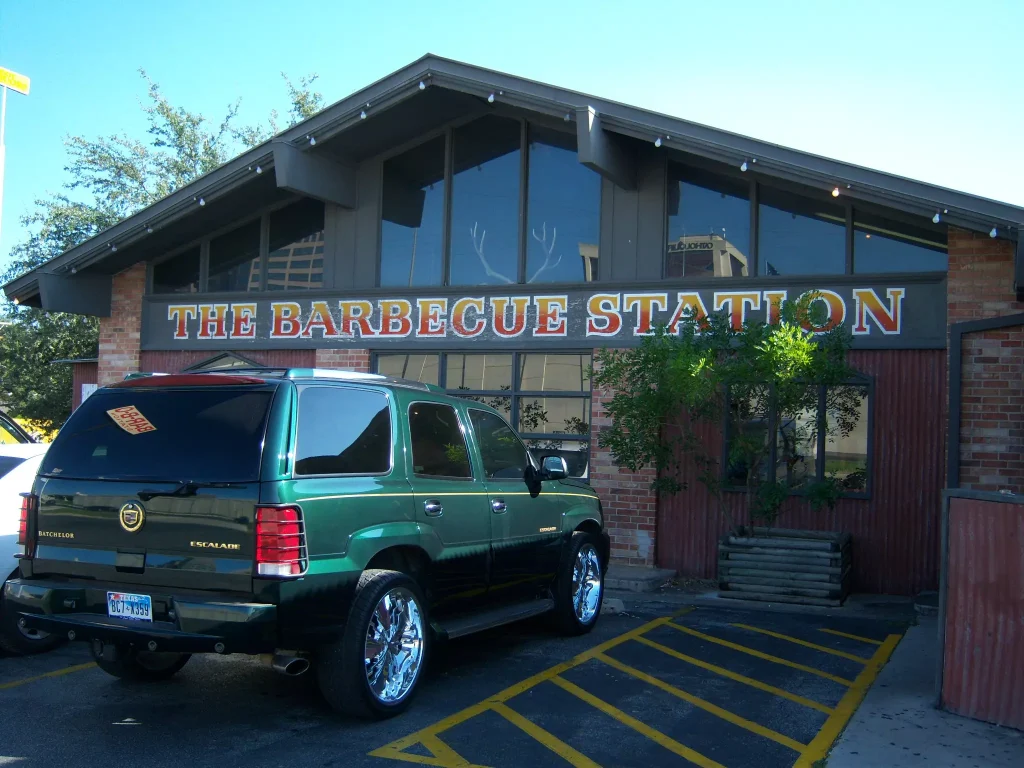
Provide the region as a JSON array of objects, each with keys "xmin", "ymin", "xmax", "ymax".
[{"xmin": 4, "ymin": 578, "xmax": 278, "ymax": 655}]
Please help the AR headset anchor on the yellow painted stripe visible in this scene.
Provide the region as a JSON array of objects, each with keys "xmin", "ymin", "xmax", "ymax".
[
  {"xmin": 549, "ymin": 675, "xmax": 727, "ymax": 768},
  {"xmin": 370, "ymin": 611, "xmax": 690, "ymax": 762},
  {"xmin": 665, "ymin": 622, "xmax": 854, "ymax": 686},
  {"xmin": 794, "ymin": 633, "xmax": 902, "ymax": 767},
  {"xmin": 595, "ymin": 652, "xmax": 806, "ymax": 753},
  {"xmin": 732, "ymin": 624, "xmax": 871, "ymax": 664},
  {"xmin": 818, "ymin": 628, "xmax": 884, "ymax": 646},
  {"xmin": 632, "ymin": 635, "xmax": 834, "ymax": 715},
  {"xmin": 491, "ymin": 702, "xmax": 602, "ymax": 768},
  {"xmin": 0, "ymin": 661, "xmax": 96, "ymax": 691}
]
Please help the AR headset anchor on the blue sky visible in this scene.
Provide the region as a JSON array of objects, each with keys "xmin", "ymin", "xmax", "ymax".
[{"xmin": 0, "ymin": 0, "xmax": 1021, "ymax": 268}]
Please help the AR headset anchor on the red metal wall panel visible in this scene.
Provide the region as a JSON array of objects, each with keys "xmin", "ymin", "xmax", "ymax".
[
  {"xmin": 138, "ymin": 349, "xmax": 316, "ymax": 372},
  {"xmin": 656, "ymin": 349, "xmax": 947, "ymax": 595},
  {"xmin": 71, "ymin": 362, "xmax": 98, "ymax": 411},
  {"xmin": 942, "ymin": 496, "xmax": 1024, "ymax": 729}
]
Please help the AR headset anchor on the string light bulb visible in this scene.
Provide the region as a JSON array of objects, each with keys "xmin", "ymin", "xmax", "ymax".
[
  {"xmin": 198, "ymin": 198, "xmax": 205, "ymax": 207},
  {"xmin": 990, "ymin": 227, "xmax": 998, "ymax": 238},
  {"xmin": 255, "ymin": 166, "xmax": 262, "ymax": 174},
  {"xmin": 146, "ymin": 226, "xmax": 153, "ymax": 234},
  {"xmin": 654, "ymin": 137, "xmax": 662, "ymax": 148},
  {"xmin": 740, "ymin": 161, "xmax": 748, "ymax": 172},
  {"xmin": 832, "ymin": 187, "xmax": 840, "ymax": 197},
  {"xmin": 111, "ymin": 243, "xmax": 117, "ymax": 252},
  {"xmin": 418, "ymin": 81, "xmax": 426, "ymax": 90},
  {"xmin": 932, "ymin": 212, "xmax": 941, "ymax": 224},
  {"xmin": 308, "ymin": 135, "xmax": 316, "ymax": 146},
  {"xmin": 487, "ymin": 93, "xmax": 495, "ymax": 103},
  {"xmin": 359, "ymin": 110, "xmax": 366, "ymax": 119}
]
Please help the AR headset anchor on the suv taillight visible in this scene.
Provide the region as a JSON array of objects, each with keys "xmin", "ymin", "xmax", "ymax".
[
  {"xmin": 255, "ymin": 505, "xmax": 307, "ymax": 577},
  {"xmin": 18, "ymin": 493, "xmax": 37, "ymax": 559}
]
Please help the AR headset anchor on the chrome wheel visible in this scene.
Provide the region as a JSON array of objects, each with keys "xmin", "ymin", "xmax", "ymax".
[
  {"xmin": 364, "ymin": 587, "xmax": 424, "ymax": 704},
  {"xmin": 573, "ymin": 544, "xmax": 602, "ymax": 624}
]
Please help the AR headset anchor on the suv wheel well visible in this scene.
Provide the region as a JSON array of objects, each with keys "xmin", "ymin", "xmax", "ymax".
[{"xmin": 365, "ymin": 546, "xmax": 430, "ymax": 587}]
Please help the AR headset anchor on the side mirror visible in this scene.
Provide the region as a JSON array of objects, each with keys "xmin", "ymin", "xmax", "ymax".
[{"xmin": 541, "ymin": 455, "xmax": 569, "ymax": 480}]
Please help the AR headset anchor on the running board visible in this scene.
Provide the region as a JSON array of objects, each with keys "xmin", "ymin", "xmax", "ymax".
[{"xmin": 434, "ymin": 598, "xmax": 554, "ymax": 640}]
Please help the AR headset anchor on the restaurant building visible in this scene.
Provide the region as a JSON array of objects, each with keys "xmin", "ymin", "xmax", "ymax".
[{"xmin": 5, "ymin": 56, "xmax": 1023, "ymax": 595}]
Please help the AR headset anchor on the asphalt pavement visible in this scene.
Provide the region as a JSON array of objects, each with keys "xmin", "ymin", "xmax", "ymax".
[{"xmin": 1, "ymin": 603, "xmax": 909, "ymax": 768}]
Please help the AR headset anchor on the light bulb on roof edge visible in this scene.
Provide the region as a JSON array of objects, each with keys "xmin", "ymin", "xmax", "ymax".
[
  {"xmin": 111, "ymin": 243, "xmax": 117, "ymax": 252},
  {"xmin": 990, "ymin": 227, "xmax": 998, "ymax": 238},
  {"xmin": 832, "ymin": 187, "xmax": 840, "ymax": 197},
  {"xmin": 933, "ymin": 213, "xmax": 941, "ymax": 224},
  {"xmin": 198, "ymin": 198, "xmax": 205, "ymax": 207},
  {"xmin": 740, "ymin": 161, "xmax": 748, "ymax": 172},
  {"xmin": 146, "ymin": 226, "xmax": 153, "ymax": 234},
  {"xmin": 359, "ymin": 110, "xmax": 366, "ymax": 119},
  {"xmin": 487, "ymin": 93, "xmax": 495, "ymax": 103},
  {"xmin": 255, "ymin": 166, "xmax": 262, "ymax": 174},
  {"xmin": 418, "ymin": 81, "xmax": 426, "ymax": 90},
  {"xmin": 309, "ymin": 135, "xmax": 316, "ymax": 146},
  {"xmin": 654, "ymin": 137, "xmax": 662, "ymax": 148}
]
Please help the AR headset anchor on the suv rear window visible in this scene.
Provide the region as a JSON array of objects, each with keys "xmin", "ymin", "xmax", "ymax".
[{"xmin": 40, "ymin": 388, "xmax": 274, "ymax": 482}]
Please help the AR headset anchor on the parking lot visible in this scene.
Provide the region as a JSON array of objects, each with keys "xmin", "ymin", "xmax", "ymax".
[{"xmin": 1, "ymin": 603, "xmax": 906, "ymax": 768}]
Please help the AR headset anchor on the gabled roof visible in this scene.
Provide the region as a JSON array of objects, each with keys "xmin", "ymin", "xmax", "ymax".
[{"xmin": 5, "ymin": 53, "xmax": 1023, "ymax": 305}]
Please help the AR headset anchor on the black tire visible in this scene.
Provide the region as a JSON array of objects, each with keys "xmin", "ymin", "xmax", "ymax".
[
  {"xmin": 89, "ymin": 642, "xmax": 191, "ymax": 681},
  {"xmin": 316, "ymin": 569, "xmax": 429, "ymax": 719},
  {"xmin": 552, "ymin": 531, "xmax": 605, "ymax": 636},
  {"xmin": 0, "ymin": 579, "xmax": 66, "ymax": 656}
]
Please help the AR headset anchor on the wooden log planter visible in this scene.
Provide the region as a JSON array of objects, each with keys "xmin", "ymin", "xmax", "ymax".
[{"xmin": 718, "ymin": 527, "xmax": 851, "ymax": 607}]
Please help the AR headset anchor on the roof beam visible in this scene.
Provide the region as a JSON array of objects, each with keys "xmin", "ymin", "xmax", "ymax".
[
  {"xmin": 37, "ymin": 272, "xmax": 111, "ymax": 317},
  {"xmin": 272, "ymin": 142, "xmax": 356, "ymax": 208},
  {"xmin": 576, "ymin": 106, "xmax": 636, "ymax": 191}
]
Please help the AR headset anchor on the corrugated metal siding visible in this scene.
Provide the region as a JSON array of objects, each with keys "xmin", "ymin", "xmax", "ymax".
[
  {"xmin": 942, "ymin": 496, "xmax": 1024, "ymax": 729},
  {"xmin": 71, "ymin": 362, "xmax": 98, "ymax": 410},
  {"xmin": 657, "ymin": 349, "xmax": 946, "ymax": 595},
  {"xmin": 138, "ymin": 349, "xmax": 316, "ymax": 372}
]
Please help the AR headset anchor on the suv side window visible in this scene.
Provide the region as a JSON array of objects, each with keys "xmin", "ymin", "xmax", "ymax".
[
  {"xmin": 409, "ymin": 402, "xmax": 472, "ymax": 478},
  {"xmin": 469, "ymin": 409, "xmax": 530, "ymax": 480},
  {"xmin": 295, "ymin": 387, "xmax": 392, "ymax": 476}
]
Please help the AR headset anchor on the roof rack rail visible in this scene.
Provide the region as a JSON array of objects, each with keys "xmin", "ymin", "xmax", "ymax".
[{"xmin": 189, "ymin": 367, "xmax": 290, "ymax": 378}]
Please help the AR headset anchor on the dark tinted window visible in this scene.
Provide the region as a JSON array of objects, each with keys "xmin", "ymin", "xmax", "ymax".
[
  {"xmin": 667, "ymin": 165, "xmax": 750, "ymax": 278},
  {"xmin": 448, "ymin": 116, "xmax": 521, "ymax": 285},
  {"xmin": 41, "ymin": 388, "xmax": 273, "ymax": 482},
  {"xmin": 469, "ymin": 409, "xmax": 529, "ymax": 480},
  {"xmin": 152, "ymin": 247, "xmax": 200, "ymax": 294},
  {"xmin": 381, "ymin": 136, "xmax": 446, "ymax": 287},
  {"xmin": 527, "ymin": 127, "xmax": 601, "ymax": 283},
  {"xmin": 408, "ymin": 403, "xmax": 471, "ymax": 478},
  {"xmin": 853, "ymin": 210, "xmax": 947, "ymax": 273},
  {"xmin": 267, "ymin": 199, "xmax": 325, "ymax": 291},
  {"xmin": 758, "ymin": 187, "xmax": 846, "ymax": 275},
  {"xmin": 208, "ymin": 219, "xmax": 261, "ymax": 292},
  {"xmin": 0, "ymin": 455, "xmax": 27, "ymax": 480},
  {"xmin": 295, "ymin": 388, "xmax": 391, "ymax": 475}
]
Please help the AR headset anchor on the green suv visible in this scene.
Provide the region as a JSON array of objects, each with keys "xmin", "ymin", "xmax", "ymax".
[{"xmin": 4, "ymin": 369, "xmax": 608, "ymax": 718}]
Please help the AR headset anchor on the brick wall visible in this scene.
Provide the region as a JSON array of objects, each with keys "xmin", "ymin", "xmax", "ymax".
[
  {"xmin": 948, "ymin": 227, "xmax": 1024, "ymax": 493},
  {"xmin": 314, "ymin": 348, "xmax": 371, "ymax": 372},
  {"xmin": 97, "ymin": 264, "xmax": 146, "ymax": 385},
  {"xmin": 589, "ymin": 349, "xmax": 658, "ymax": 566}
]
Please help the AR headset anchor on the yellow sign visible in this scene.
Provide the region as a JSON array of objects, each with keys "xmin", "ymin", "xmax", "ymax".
[{"xmin": 0, "ymin": 67, "xmax": 30, "ymax": 96}]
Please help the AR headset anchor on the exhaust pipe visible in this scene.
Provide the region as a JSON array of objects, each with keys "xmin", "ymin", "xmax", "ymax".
[{"xmin": 262, "ymin": 652, "xmax": 310, "ymax": 676}]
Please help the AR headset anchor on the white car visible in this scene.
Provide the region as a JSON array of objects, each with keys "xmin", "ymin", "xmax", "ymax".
[{"xmin": 0, "ymin": 442, "xmax": 64, "ymax": 654}]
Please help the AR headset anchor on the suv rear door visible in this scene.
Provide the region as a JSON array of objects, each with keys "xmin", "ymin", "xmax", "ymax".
[{"xmin": 28, "ymin": 376, "xmax": 280, "ymax": 593}]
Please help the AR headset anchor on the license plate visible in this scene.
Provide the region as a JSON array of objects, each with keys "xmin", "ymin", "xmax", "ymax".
[{"xmin": 107, "ymin": 591, "xmax": 152, "ymax": 622}]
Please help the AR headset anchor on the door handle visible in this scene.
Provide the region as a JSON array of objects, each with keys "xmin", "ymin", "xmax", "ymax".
[
  {"xmin": 424, "ymin": 500, "xmax": 443, "ymax": 517},
  {"xmin": 491, "ymin": 499, "xmax": 507, "ymax": 514}
]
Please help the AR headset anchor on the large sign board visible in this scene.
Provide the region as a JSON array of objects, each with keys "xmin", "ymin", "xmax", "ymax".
[
  {"xmin": 142, "ymin": 280, "xmax": 947, "ymax": 350},
  {"xmin": 0, "ymin": 66, "xmax": 30, "ymax": 96}
]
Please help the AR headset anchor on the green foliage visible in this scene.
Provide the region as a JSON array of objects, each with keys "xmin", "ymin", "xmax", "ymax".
[
  {"xmin": 592, "ymin": 293, "xmax": 861, "ymax": 534},
  {"xmin": 0, "ymin": 72, "xmax": 325, "ymax": 430}
]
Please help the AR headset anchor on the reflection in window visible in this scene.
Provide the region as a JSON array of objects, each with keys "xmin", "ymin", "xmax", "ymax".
[
  {"xmin": 776, "ymin": 400, "xmax": 819, "ymax": 490},
  {"xmin": 409, "ymin": 403, "xmax": 471, "ymax": 478},
  {"xmin": 267, "ymin": 199, "xmax": 325, "ymax": 291},
  {"xmin": 469, "ymin": 409, "xmax": 530, "ymax": 480},
  {"xmin": 381, "ymin": 136, "xmax": 446, "ymax": 286},
  {"xmin": 448, "ymin": 116, "xmax": 521, "ymax": 285},
  {"xmin": 152, "ymin": 247, "xmax": 200, "ymax": 294},
  {"xmin": 526, "ymin": 127, "xmax": 601, "ymax": 283},
  {"xmin": 825, "ymin": 386, "xmax": 869, "ymax": 492},
  {"xmin": 294, "ymin": 388, "xmax": 391, "ymax": 475},
  {"xmin": 666, "ymin": 165, "xmax": 750, "ymax": 278},
  {"xmin": 519, "ymin": 354, "xmax": 591, "ymax": 392},
  {"xmin": 447, "ymin": 353, "xmax": 513, "ymax": 391},
  {"xmin": 758, "ymin": 187, "xmax": 846, "ymax": 276},
  {"xmin": 375, "ymin": 354, "xmax": 440, "ymax": 386},
  {"xmin": 517, "ymin": 397, "xmax": 589, "ymax": 434},
  {"xmin": 853, "ymin": 211, "xmax": 947, "ymax": 273},
  {"xmin": 208, "ymin": 219, "xmax": 262, "ymax": 292}
]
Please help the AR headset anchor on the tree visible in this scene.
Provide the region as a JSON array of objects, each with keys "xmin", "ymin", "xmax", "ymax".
[
  {"xmin": 0, "ymin": 71, "xmax": 325, "ymax": 430},
  {"xmin": 591, "ymin": 294, "xmax": 863, "ymax": 535}
]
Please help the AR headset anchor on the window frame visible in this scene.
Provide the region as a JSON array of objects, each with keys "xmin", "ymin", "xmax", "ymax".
[
  {"xmin": 146, "ymin": 197, "xmax": 326, "ymax": 296},
  {"xmin": 721, "ymin": 374, "xmax": 874, "ymax": 499},
  {"xmin": 377, "ymin": 117, "xmax": 602, "ymax": 288},
  {"xmin": 289, "ymin": 384, "xmax": 395, "ymax": 479},
  {"xmin": 373, "ymin": 349, "xmax": 593, "ymax": 479},
  {"xmin": 406, "ymin": 399, "xmax": 477, "ymax": 482}
]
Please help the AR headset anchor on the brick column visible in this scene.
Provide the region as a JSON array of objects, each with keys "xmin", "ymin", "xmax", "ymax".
[
  {"xmin": 97, "ymin": 264, "xmax": 146, "ymax": 385},
  {"xmin": 948, "ymin": 227, "xmax": 1024, "ymax": 492},
  {"xmin": 589, "ymin": 349, "xmax": 658, "ymax": 566},
  {"xmin": 315, "ymin": 348, "xmax": 371, "ymax": 372}
]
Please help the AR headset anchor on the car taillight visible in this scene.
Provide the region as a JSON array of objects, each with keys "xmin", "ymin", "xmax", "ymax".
[
  {"xmin": 18, "ymin": 493, "xmax": 37, "ymax": 558},
  {"xmin": 255, "ymin": 505, "xmax": 307, "ymax": 577}
]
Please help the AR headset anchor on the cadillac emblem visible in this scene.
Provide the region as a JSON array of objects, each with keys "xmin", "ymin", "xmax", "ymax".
[{"xmin": 119, "ymin": 501, "xmax": 146, "ymax": 533}]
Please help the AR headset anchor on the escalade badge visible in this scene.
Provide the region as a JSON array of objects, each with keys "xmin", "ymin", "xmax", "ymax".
[{"xmin": 119, "ymin": 501, "xmax": 146, "ymax": 533}]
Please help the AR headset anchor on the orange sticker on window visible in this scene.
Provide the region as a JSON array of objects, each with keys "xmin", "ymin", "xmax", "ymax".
[{"xmin": 106, "ymin": 405, "xmax": 157, "ymax": 435}]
